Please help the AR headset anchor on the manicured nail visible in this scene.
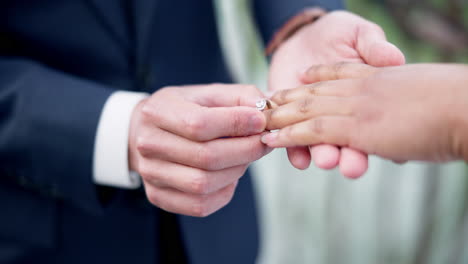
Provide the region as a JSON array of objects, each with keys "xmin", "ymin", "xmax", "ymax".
[{"xmin": 261, "ymin": 132, "xmax": 277, "ymax": 144}]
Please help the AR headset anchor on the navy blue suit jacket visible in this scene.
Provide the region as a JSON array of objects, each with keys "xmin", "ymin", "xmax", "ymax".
[{"xmin": 0, "ymin": 0, "xmax": 342, "ymax": 263}]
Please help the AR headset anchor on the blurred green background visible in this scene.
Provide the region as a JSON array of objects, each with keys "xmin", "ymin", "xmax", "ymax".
[{"xmin": 347, "ymin": 0, "xmax": 468, "ymax": 63}]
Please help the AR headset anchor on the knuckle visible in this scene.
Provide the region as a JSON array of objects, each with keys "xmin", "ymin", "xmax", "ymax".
[
  {"xmin": 305, "ymin": 81, "xmax": 325, "ymax": 95},
  {"xmin": 195, "ymin": 145, "xmax": 217, "ymax": 170},
  {"xmin": 140, "ymin": 102, "xmax": 162, "ymax": 124},
  {"xmin": 184, "ymin": 115, "xmax": 207, "ymax": 140},
  {"xmin": 304, "ymin": 65, "xmax": 320, "ymax": 81},
  {"xmin": 306, "ymin": 64, "xmax": 320, "ymax": 74},
  {"xmin": 310, "ymin": 118, "xmax": 325, "ymax": 136},
  {"xmin": 136, "ymin": 136, "xmax": 153, "ymax": 156},
  {"xmin": 147, "ymin": 195, "xmax": 157, "ymax": 206},
  {"xmin": 305, "ymin": 83, "xmax": 317, "ymax": 95},
  {"xmin": 145, "ymin": 188, "xmax": 176, "ymax": 214},
  {"xmin": 333, "ymin": 62, "xmax": 348, "ymax": 79},
  {"xmin": 138, "ymin": 162, "xmax": 153, "ymax": 181},
  {"xmin": 146, "ymin": 190, "xmax": 161, "ymax": 207},
  {"xmin": 191, "ymin": 197, "xmax": 211, "ymax": 217},
  {"xmin": 298, "ymin": 97, "xmax": 314, "ymax": 114},
  {"xmin": 189, "ymin": 172, "xmax": 210, "ymax": 194},
  {"xmin": 140, "ymin": 103, "xmax": 154, "ymax": 120},
  {"xmin": 229, "ymin": 111, "xmax": 244, "ymax": 135},
  {"xmin": 274, "ymin": 89, "xmax": 289, "ymax": 103},
  {"xmin": 242, "ymin": 84, "xmax": 262, "ymax": 99},
  {"xmin": 315, "ymin": 64, "xmax": 327, "ymax": 77}
]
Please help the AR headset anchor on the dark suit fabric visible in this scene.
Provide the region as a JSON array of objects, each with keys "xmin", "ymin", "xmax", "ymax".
[{"xmin": 0, "ymin": 0, "xmax": 343, "ymax": 263}]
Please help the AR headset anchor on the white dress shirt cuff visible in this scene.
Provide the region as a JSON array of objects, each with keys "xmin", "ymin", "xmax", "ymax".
[{"xmin": 93, "ymin": 91, "xmax": 149, "ymax": 189}]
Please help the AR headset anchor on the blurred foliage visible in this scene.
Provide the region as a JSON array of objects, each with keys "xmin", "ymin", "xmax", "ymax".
[{"xmin": 346, "ymin": 0, "xmax": 468, "ymax": 63}]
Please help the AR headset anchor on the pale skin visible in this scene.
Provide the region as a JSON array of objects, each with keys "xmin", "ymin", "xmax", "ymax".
[
  {"xmin": 269, "ymin": 10, "xmax": 405, "ymax": 178},
  {"xmin": 128, "ymin": 84, "xmax": 270, "ymax": 217},
  {"xmin": 262, "ymin": 63, "xmax": 468, "ymax": 167},
  {"xmin": 127, "ymin": 10, "xmax": 407, "ymax": 217}
]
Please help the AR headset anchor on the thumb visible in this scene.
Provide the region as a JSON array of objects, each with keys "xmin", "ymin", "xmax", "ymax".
[{"xmin": 356, "ymin": 23, "xmax": 406, "ymax": 67}]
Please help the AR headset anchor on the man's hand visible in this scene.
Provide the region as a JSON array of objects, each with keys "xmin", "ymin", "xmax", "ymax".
[
  {"xmin": 262, "ymin": 63, "xmax": 468, "ymax": 164},
  {"xmin": 128, "ymin": 84, "xmax": 270, "ymax": 217},
  {"xmin": 268, "ymin": 10, "xmax": 405, "ymax": 178}
]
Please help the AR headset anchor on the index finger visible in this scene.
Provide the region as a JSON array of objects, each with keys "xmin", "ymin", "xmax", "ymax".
[
  {"xmin": 264, "ymin": 95, "xmax": 353, "ymax": 131},
  {"xmin": 270, "ymin": 78, "xmax": 361, "ymax": 106},
  {"xmin": 146, "ymin": 103, "xmax": 266, "ymax": 141},
  {"xmin": 183, "ymin": 83, "xmax": 265, "ymax": 107},
  {"xmin": 299, "ymin": 63, "xmax": 378, "ymax": 84},
  {"xmin": 144, "ymin": 84, "xmax": 267, "ymax": 141}
]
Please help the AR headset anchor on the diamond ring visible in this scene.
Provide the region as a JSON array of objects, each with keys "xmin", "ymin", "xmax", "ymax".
[
  {"xmin": 256, "ymin": 99, "xmax": 268, "ymax": 111},
  {"xmin": 256, "ymin": 99, "xmax": 277, "ymax": 111}
]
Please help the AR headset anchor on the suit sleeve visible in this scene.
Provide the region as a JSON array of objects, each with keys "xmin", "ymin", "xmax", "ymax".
[
  {"xmin": 253, "ymin": 0, "xmax": 345, "ymax": 44},
  {"xmin": 0, "ymin": 58, "xmax": 115, "ymax": 215}
]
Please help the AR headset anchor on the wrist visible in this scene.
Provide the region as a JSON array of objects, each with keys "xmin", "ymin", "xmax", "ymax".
[{"xmin": 266, "ymin": 7, "xmax": 326, "ymax": 55}]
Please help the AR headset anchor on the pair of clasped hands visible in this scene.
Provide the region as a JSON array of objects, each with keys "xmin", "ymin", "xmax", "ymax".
[{"xmin": 127, "ymin": 11, "xmax": 468, "ymax": 217}]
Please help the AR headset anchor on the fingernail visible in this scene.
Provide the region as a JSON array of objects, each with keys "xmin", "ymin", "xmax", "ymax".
[{"xmin": 261, "ymin": 132, "xmax": 277, "ymax": 144}]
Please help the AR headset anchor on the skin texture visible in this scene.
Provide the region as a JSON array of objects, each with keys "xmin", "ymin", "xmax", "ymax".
[
  {"xmin": 262, "ymin": 63, "xmax": 468, "ymax": 165},
  {"xmin": 268, "ymin": 10, "xmax": 405, "ymax": 178},
  {"xmin": 128, "ymin": 84, "xmax": 271, "ymax": 217},
  {"xmin": 125, "ymin": 11, "xmax": 407, "ymax": 216}
]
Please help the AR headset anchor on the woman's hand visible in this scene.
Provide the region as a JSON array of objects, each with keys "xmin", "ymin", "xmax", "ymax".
[{"xmin": 262, "ymin": 63, "xmax": 468, "ymax": 165}]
